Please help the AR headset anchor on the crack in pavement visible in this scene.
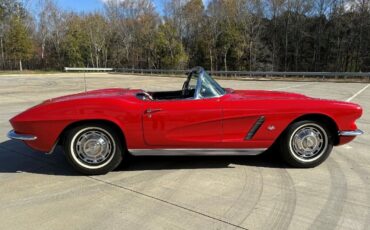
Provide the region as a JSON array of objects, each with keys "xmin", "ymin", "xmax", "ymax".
[
  {"xmin": 0, "ymin": 144, "xmax": 249, "ymax": 230},
  {"xmin": 88, "ymin": 176, "xmax": 249, "ymax": 230}
]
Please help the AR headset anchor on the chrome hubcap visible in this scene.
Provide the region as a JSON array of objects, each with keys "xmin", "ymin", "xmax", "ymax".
[
  {"xmin": 290, "ymin": 124, "xmax": 327, "ymax": 161},
  {"xmin": 75, "ymin": 129, "xmax": 114, "ymax": 165}
]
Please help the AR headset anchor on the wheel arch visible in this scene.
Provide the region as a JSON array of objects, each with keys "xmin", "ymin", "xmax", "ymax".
[
  {"xmin": 58, "ymin": 119, "xmax": 127, "ymax": 150},
  {"xmin": 288, "ymin": 113, "xmax": 339, "ymax": 145}
]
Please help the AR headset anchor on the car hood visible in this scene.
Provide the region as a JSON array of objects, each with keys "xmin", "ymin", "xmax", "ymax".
[
  {"xmin": 231, "ymin": 89, "xmax": 310, "ymax": 100},
  {"xmin": 45, "ymin": 88, "xmax": 132, "ymax": 103}
]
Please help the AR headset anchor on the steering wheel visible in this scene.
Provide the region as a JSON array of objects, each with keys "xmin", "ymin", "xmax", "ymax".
[
  {"xmin": 142, "ymin": 91, "xmax": 153, "ymax": 100},
  {"xmin": 182, "ymin": 79, "xmax": 189, "ymax": 97}
]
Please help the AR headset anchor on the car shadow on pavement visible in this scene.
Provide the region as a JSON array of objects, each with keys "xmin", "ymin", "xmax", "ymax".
[{"xmin": 0, "ymin": 140, "xmax": 288, "ymax": 176}]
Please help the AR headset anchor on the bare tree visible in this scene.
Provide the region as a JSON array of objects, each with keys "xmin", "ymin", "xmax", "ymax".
[
  {"xmin": 47, "ymin": 1, "xmax": 66, "ymax": 68},
  {"xmin": 104, "ymin": 0, "xmax": 158, "ymax": 68},
  {"xmin": 84, "ymin": 13, "xmax": 109, "ymax": 68},
  {"xmin": 37, "ymin": 0, "xmax": 53, "ymax": 64}
]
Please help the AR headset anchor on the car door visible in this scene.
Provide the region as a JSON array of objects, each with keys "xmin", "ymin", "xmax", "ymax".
[
  {"xmin": 142, "ymin": 97, "xmax": 222, "ymax": 147},
  {"xmin": 219, "ymin": 92, "xmax": 272, "ymax": 149}
]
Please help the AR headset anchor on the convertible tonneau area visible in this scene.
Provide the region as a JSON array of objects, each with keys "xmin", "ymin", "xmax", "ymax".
[{"xmin": 150, "ymin": 89, "xmax": 195, "ymax": 100}]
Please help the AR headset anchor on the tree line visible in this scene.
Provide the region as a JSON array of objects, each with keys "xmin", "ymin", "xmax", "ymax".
[{"xmin": 1, "ymin": 0, "xmax": 370, "ymax": 72}]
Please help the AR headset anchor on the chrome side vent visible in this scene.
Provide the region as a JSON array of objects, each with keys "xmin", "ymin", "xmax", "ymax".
[{"xmin": 245, "ymin": 116, "xmax": 265, "ymax": 140}]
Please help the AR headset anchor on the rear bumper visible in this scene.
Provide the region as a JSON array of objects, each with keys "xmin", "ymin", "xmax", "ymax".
[
  {"xmin": 7, "ymin": 130, "xmax": 37, "ymax": 141},
  {"xmin": 338, "ymin": 129, "xmax": 364, "ymax": 136},
  {"xmin": 337, "ymin": 129, "xmax": 363, "ymax": 145}
]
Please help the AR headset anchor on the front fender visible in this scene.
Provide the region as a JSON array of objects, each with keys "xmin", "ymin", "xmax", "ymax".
[{"xmin": 9, "ymin": 98, "xmax": 143, "ymax": 152}]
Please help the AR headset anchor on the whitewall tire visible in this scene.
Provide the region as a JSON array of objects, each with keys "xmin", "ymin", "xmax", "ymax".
[
  {"xmin": 280, "ymin": 120, "xmax": 333, "ymax": 168},
  {"xmin": 64, "ymin": 124, "xmax": 123, "ymax": 175}
]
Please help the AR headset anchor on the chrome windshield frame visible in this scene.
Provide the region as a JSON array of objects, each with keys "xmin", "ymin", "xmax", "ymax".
[{"xmin": 194, "ymin": 71, "xmax": 203, "ymax": 99}]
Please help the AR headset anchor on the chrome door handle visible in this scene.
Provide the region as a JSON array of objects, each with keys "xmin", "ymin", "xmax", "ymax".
[{"xmin": 144, "ymin": 108, "xmax": 162, "ymax": 114}]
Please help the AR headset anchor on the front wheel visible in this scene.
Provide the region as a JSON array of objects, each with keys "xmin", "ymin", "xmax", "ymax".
[
  {"xmin": 280, "ymin": 120, "xmax": 333, "ymax": 168},
  {"xmin": 64, "ymin": 124, "xmax": 123, "ymax": 175}
]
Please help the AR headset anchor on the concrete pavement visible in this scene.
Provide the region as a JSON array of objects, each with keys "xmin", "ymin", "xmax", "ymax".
[{"xmin": 0, "ymin": 73, "xmax": 369, "ymax": 230}]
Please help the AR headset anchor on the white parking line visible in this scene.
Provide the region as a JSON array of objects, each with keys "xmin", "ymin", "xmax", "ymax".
[
  {"xmin": 273, "ymin": 82, "xmax": 315, "ymax": 90},
  {"xmin": 346, "ymin": 84, "xmax": 370, "ymax": 102}
]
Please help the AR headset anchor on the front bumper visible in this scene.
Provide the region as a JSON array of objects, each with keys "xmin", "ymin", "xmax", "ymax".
[
  {"xmin": 338, "ymin": 129, "xmax": 364, "ymax": 136},
  {"xmin": 7, "ymin": 130, "xmax": 37, "ymax": 141}
]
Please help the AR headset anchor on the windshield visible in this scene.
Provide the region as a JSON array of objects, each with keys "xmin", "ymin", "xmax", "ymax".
[
  {"xmin": 196, "ymin": 71, "xmax": 225, "ymax": 99},
  {"xmin": 188, "ymin": 73, "xmax": 198, "ymax": 90},
  {"xmin": 203, "ymin": 71, "xmax": 225, "ymax": 95}
]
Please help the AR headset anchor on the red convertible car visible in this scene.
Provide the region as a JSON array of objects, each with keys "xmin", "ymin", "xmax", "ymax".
[{"xmin": 8, "ymin": 67, "xmax": 363, "ymax": 175}]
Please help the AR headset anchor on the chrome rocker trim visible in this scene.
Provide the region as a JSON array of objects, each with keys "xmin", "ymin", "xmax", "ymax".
[
  {"xmin": 129, "ymin": 148, "xmax": 267, "ymax": 156},
  {"xmin": 338, "ymin": 129, "xmax": 364, "ymax": 136},
  {"xmin": 7, "ymin": 130, "xmax": 37, "ymax": 141}
]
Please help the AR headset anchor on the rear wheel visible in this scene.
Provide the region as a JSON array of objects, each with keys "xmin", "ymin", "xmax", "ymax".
[
  {"xmin": 64, "ymin": 124, "xmax": 123, "ymax": 175},
  {"xmin": 280, "ymin": 120, "xmax": 333, "ymax": 168}
]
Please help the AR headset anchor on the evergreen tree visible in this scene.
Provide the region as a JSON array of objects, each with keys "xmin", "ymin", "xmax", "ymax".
[
  {"xmin": 153, "ymin": 23, "xmax": 188, "ymax": 69},
  {"xmin": 5, "ymin": 16, "xmax": 32, "ymax": 71}
]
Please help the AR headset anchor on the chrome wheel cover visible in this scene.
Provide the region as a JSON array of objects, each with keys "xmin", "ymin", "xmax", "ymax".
[
  {"xmin": 71, "ymin": 127, "xmax": 116, "ymax": 169},
  {"xmin": 289, "ymin": 123, "xmax": 328, "ymax": 162}
]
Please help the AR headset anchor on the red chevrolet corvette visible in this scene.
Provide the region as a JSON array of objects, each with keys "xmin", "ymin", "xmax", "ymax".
[{"xmin": 8, "ymin": 67, "xmax": 363, "ymax": 175}]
